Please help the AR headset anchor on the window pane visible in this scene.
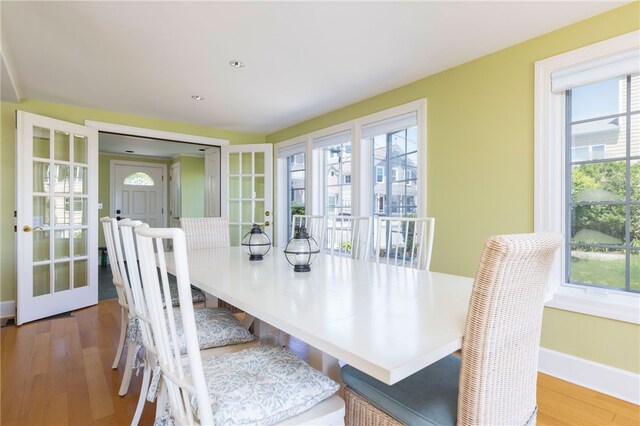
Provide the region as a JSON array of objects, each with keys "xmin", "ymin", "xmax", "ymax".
[
  {"xmin": 74, "ymin": 229, "xmax": 87, "ymax": 256},
  {"xmin": 570, "ymin": 117, "xmax": 625, "ymax": 160},
  {"xmin": 571, "ymin": 77, "xmax": 625, "ymax": 122},
  {"xmin": 631, "ymin": 205, "xmax": 640, "ymax": 247},
  {"xmin": 55, "ymin": 262, "xmax": 70, "ymax": 292},
  {"xmin": 33, "ymin": 162, "xmax": 50, "ymax": 193},
  {"xmin": 571, "ymin": 161, "xmax": 626, "ymax": 202},
  {"xmin": 33, "ymin": 264, "xmax": 50, "ymax": 296},
  {"xmin": 631, "ymin": 113, "xmax": 639, "ymax": 157},
  {"xmin": 54, "ymin": 229, "xmax": 70, "ymax": 259},
  {"xmin": 33, "ymin": 126, "xmax": 50, "ymax": 159},
  {"xmin": 73, "ymin": 166, "xmax": 87, "ymax": 194},
  {"xmin": 74, "ymin": 134, "xmax": 87, "ymax": 164},
  {"xmin": 632, "ymin": 160, "xmax": 640, "ymax": 201},
  {"xmin": 631, "ymin": 250, "xmax": 640, "ymax": 291},
  {"xmin": 570, "ymin": 246, "xmax": 625, "ymax": 289},
  {"xmin": 74, "ymin": 260, "xmax": 88, "ymax": 288},
  {"xmin": 54, "ymin": 165, "xmax": 71, "ymax": 193},
  {"xmin": 33, "ymin": 230, "xmax": 50, "ymax": 262},
  {"xmin": 571, "ymin": 204, "xmax": 625, "ymax": 245},
  {"xmin": 54, "ymin": 130, "xmax": 70, "ymax": 162}
]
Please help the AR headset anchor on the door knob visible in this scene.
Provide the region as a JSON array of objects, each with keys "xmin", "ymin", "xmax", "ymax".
[
  {"xmin": 265, "ymin": 211, "xmax": 270, "ymax": 217},
  {"xmin": 23, "ymin": 225, "xmax": 44, "ymax": 232},
  {"xmin": 264, "ymin": 221, "xmax": 270, "ymax": 227},
  {"xmin": 116, "ymin": 216, "xmax": 122, "ymax": 221}
]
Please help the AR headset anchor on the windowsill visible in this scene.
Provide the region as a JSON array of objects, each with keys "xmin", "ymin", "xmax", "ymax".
[{"xmin": 546, "ymin": 285, "xmax": 640, "ymax": 324}]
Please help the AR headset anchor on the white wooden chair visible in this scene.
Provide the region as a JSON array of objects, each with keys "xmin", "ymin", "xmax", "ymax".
[
  {"xmin": 374, "ymin": 216, "xmax": 435, "ymax": 270},
  {"xmin": 118, "ymin": 219, "xmax": 259, "ymax": 425},
  {"xmin": 100, "ymin": 217, "xmax": 138, "ymax": 397},
  {"xmin": 326, "ymin": 216, "xmax": 371, "ymax": 260},
  {"xmin": 179, "ymin": 216, "xmax": 230, "ymax": 250},
  {"xmin": 341, "ymin": 232, "xmax": 562, "ymax": 426},
  {"xmin": 135, "ymin": 225, "xmax": 345, "ymax": 425},
  {"xmin": 291, "ymin": 214, "xmax": 325, "ymax": 247}
]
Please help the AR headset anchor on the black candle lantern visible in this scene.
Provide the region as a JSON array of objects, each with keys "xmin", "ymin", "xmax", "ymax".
[
  {"xmin": 241, "ymin": 224, "xmax": 271, "ymax": 261},
  {"xmin": 284, "ymin": 226, "xmax": 320, "ymax": 272}
]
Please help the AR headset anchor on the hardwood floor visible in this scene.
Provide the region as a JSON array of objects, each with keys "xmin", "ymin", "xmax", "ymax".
[{"xmin": 1, "ymin": 299, "xmax": 638, "ymax": 425}]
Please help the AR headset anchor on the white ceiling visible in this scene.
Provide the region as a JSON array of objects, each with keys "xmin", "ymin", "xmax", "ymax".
[{"xmin": 1, "ymin": 1, "xmax": 628, "ymax": 135}]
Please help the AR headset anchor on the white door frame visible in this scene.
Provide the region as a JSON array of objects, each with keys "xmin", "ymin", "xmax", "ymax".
[
  {"xmin": 169, "ymin": 161, "xmax": 182, "ymax": 226},
  {"xmin": 110, "ymin": 160, "xmax": 168, "ymax": 226}
]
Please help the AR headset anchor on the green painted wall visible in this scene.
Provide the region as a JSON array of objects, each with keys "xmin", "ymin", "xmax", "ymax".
[
  {"xmin": 266, "ymin": 3, "xmax": 640, "ymax": 373},
  {"xmin": 178, "ymin": 156, "xmax": 205, "ymax": 217},
  {"xmin": 0, "ymin": 99, "xmax": 264, "ymax": 302}
]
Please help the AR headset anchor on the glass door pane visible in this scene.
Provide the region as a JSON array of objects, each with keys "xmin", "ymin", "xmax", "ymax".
[{"xmin": 222, "ymin": 144, "xmax": 273, "ymax": 246}]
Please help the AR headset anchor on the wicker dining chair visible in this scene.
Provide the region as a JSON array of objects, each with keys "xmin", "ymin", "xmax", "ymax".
[
  {"xmin": 179, "ymin": 216, "xmax": 242, "ymax": 313},
  {"xmin": 118, "ymin": 219, "xmax": 259, "ymax": 425},
  {"xmin": 179, "ymin": 216, "xmax": 230, "ymax": 250},
  {"xmin": 134, "ymin": 226, "xmax": 344, "ymax": 425},
  {"xmin": 342, "ymin": 232, "xmax": 561, "ymax": 426}
]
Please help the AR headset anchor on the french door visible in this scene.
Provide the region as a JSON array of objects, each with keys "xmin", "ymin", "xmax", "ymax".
[
  {"xmin": 221, "ymin": 144, "xmax": 273, "ymax": 245},
  {"xmin": 16, "ymin": 112, "xmax": 98, "ymax": 325}
]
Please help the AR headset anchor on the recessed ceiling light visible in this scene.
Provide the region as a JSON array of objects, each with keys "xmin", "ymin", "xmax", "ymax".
[
  {"xmin": 191, "ymin": 95, "xmax": 205, "ymax": 101},
  {"xmin": 229, "ymin": 60, "xmax": 245, "ymax": 68},
  {"xmin": 125, "ymin": 150, "xmax": 134, "ymax": 153}
]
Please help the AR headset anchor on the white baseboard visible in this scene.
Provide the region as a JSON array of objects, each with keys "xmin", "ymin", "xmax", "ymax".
[
  {"xmin": 0, "ymin": 300, "xmax": 15, "ymax": 319},
  {"xmin": 539, "ymin": 347, "xmax": 640, "ymax": 405}
]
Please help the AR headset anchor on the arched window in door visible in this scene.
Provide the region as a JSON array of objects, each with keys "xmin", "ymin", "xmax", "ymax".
[{"xmin": 123, "ymin": 172, "xmax": 154, "ymax": 186}]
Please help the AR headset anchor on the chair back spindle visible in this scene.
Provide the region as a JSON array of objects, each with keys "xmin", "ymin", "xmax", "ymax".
[{"xmin": 326, "ymin": 216, "xmax": 371, "ymax": 260}]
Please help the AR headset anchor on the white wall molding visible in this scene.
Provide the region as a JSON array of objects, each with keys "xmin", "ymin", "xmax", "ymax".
[
  {"xmin": 85, "ymin": 120, "xmax": 229, "ymax": 146},
  {"xmin": 539, "ymin": 347, "xmax": 640, "ymax": 405},
  {"xmin": 1, "ymin": 300, "xmax": 16, "ymax": 319}
]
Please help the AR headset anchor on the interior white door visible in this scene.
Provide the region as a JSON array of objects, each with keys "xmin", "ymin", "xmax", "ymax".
[
  {"xmin": 169, "ymin": 162, "xmax": 181, "ymax": 228},
  {"xmin": 204, "ymin": 147, "xmax": 221, "ymax": 217},
  {"xmin": 112, "ymin": 162, "xmax": 165, "ymax": 227},
  {"xmin": 16, "ymin": 111, "xmax": 98, "ymax": 325},
  {"xmin": 221, "ymin": 144, "xmax": 273, "ymax": 246}
]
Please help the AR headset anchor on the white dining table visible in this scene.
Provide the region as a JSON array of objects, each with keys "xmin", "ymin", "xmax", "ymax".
[{"xmin": 165, "ymin": 246, "xmax": 473, "ymax": 386}]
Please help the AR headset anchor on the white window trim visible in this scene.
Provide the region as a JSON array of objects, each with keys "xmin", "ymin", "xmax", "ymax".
[
  {"xmin": 534, "ymin": 30, "xmax": 640, "ymax": 324},
  {"xmin": 274, "ymin": 99, "xmax": 426, "ymax": 247}
]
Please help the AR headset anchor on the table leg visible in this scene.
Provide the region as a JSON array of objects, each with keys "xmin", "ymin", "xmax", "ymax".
[
  {"xmin": 308, "ymin": 346, "xmax": 344, "ymax": 388},
  {"xmin": 253, "ymin": 318, "xmax": 278, "ymax": 346}
]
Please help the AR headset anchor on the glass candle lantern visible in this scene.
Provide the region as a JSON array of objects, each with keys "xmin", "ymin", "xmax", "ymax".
[
  {"xmin": 284, "ymin": 226, "xmax": 320, "ymax": 272},
  {"xmin": 241, "ymin": 224, "xmax": 271, "ymax": 261}
]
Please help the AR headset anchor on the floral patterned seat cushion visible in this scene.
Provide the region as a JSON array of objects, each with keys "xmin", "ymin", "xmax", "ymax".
[
  {"xmin": 175, "ymin": 307, "xmax": 254, "ymax": 352},
  {"xmin": 193, "ymin": 345, "xmax": 339, "ymax": 425},
  {"xmin": 169, "ymin": 282, "xmax": 206, "ymax": 307}
]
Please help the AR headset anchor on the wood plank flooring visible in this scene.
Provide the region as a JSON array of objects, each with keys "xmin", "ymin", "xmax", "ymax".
[{"xmin": 1, "ymin": 299, "xmax": 638, "ymax": 425}]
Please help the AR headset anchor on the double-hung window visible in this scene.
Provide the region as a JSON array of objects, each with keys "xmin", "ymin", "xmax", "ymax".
[
  {"xmin": 362, "ymin": 112, "xmax": 418, "ymax": 218},
  {"xmin": 274, "ymin": 100, "xmax": 426, "ymax": 252},
  {"xmin": 276, "ymin": 142, "xmax": 306, "ymax": 240},
  {"xmin": 535, "ymin": 31, "xmax": 639, "ymax": 323},
  {"xmin": 313, "ymin": 130, "xmax": 352, "ymax": 217}
]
